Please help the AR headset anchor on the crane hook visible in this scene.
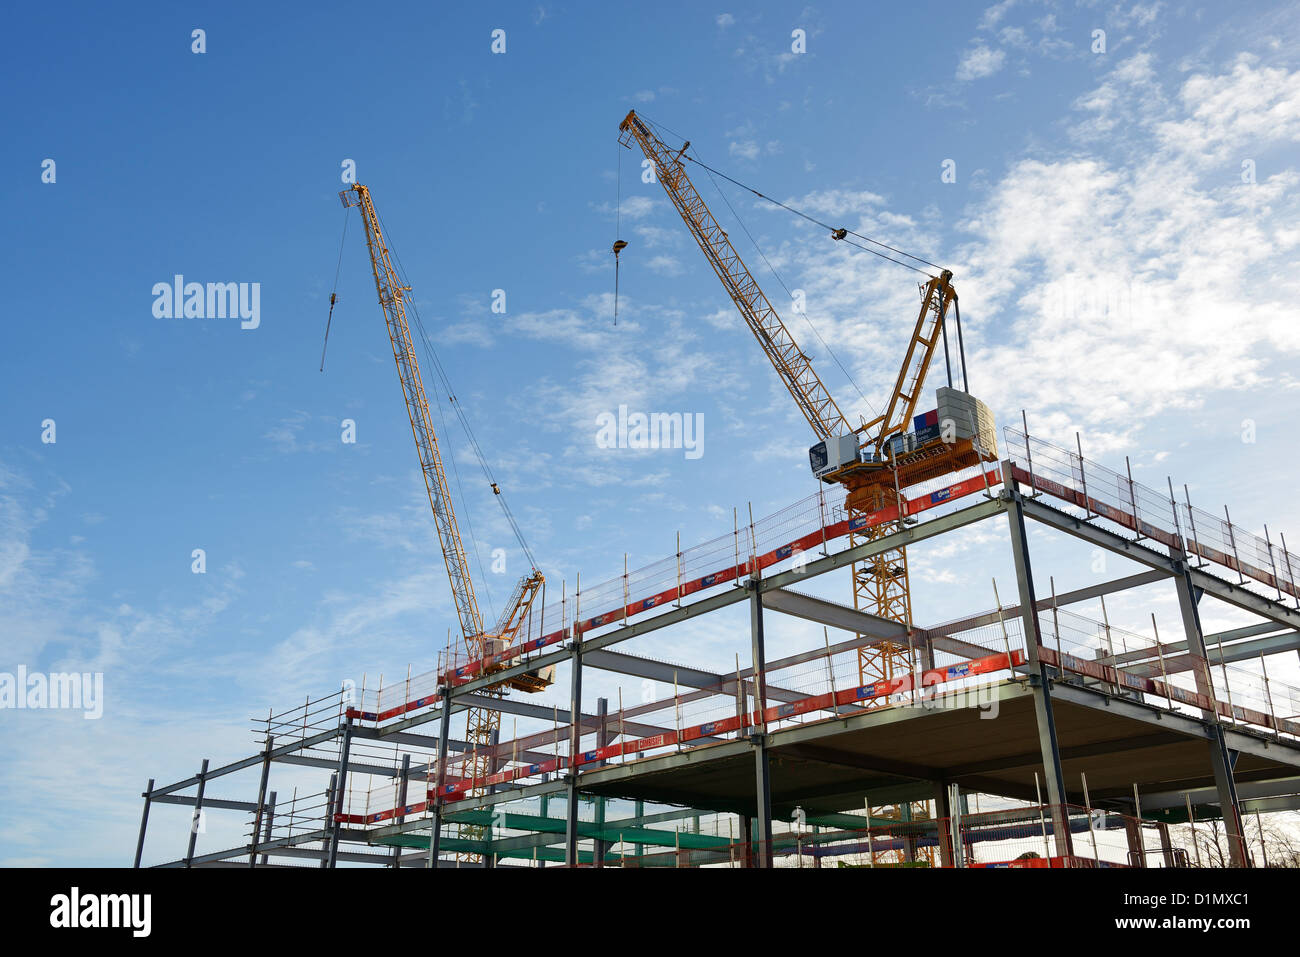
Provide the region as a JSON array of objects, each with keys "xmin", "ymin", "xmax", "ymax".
[
  {"xmin": 612, "ymin": 240, "xmax": 629, "ymax": 325},
  {"xmin": 320, "ymin": 293, "xmax": 339, "ymax": 372}
]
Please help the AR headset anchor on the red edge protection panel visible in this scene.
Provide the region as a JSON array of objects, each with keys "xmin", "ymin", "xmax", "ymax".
[{"xmin": 334, "ymin": 648, "xmax": 1026, "ymax": 823}]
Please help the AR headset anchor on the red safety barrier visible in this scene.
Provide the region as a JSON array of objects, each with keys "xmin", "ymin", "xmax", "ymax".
[{"xmin": 333, "ymin": 647, "xmax": 1025, "ymax": 824}]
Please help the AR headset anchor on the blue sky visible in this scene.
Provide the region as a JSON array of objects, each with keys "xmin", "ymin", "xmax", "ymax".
[{"xmin": 3, "ymin": 0, "xmax": 1300, "ymax": 865}]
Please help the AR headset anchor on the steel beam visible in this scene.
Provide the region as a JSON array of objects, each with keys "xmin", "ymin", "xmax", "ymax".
[{"xmin": 1139, "ymin": 776, "xmax": 1300, "ymax": 811}]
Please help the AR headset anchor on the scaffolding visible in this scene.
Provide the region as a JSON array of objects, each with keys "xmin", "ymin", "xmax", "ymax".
[{"xmin": 133, "ymin": 427, "xmax": 1300, "ymax": 868}]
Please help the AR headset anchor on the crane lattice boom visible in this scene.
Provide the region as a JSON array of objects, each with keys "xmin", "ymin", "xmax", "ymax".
[
  {"xmin": 619, "ymin": 111, "xmax": 851, "ymax": 442},
  {"xmin": 342, "ymin": 184, "xmax": 486, "ymax": 645}
]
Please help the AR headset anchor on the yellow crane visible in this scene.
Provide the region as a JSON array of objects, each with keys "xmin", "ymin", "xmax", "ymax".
[
  {"xmin": 617, "ymin": 111, "xmax": 996, "ymax": 860},
  {"xmin": 338, "ymin": 184, "xmax": 550, "ymax": 857}
]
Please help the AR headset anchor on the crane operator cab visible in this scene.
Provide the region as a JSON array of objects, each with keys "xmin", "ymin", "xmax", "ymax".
[{"xmin": 810, "ymin": 387, "xmax": 997, "ymax": 486}]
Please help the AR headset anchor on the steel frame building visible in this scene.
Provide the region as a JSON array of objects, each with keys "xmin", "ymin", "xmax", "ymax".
[{"xmin": 133, "ymin": 431, "xmax": 1300, "ymax": 868}]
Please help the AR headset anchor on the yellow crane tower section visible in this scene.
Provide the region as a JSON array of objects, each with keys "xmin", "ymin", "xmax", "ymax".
[{"xmin": 340, "ymin": 184, "xmax": 550, "ymax": 861}]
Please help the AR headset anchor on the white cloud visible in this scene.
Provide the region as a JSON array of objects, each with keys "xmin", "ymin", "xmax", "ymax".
[
  {"xmin": 716, "ymin": 13, "xmax": 735, "ymax": 29},
  {"xmin": 593, "ymin": 195, "xmax": 655, "ymax": 219},
  {"xmin": 1157, "ymin": 55, "xmax": 1300, "ymax": 166},
  {"xmin": 954, "ymin": 53, "xmax": 1300, "ymax": 447},
  {"xmin": 978, "ymin": 0, "xmax": 1017, "ymax": 31},
  {"xmin": 956, "ymin": 45, "xmax": 1007, "ymax": 81},
  {"xmin": 646, "ymin": 254, "xmax": 684, "ymax": 275},
  {"xmin": 723, "ymin": 51, "xmax": 1300, "ymax": 456}
]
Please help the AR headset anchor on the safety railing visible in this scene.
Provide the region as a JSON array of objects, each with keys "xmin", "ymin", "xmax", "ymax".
[
  {"xmin": 1004, "ymin": 428, "xmax": 1300, "ymax": 603},
  {"xmin": 348, "ymin": 461, "xmax": 1004, "ymax": 724}
]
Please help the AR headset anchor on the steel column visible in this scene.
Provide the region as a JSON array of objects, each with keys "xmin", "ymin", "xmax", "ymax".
[
  {"xmin": 594, "ymin": 697, "xmax": 609, "ymax": 867},
  {"xmin": 392, "ymin": 754, "xmax": 410, "ymax": 868},
  {"xmin": 1002, "ymin": 469, "xmax": 1072, "ymax": 854},
  {"xmin": 260, "ymin": 791, "xmax": 276, "ymax": 866},
  {"xmin": 320, "ymin": 772, "xmax": 336, "ymax": 867},
  {"xmin": 429, "ymin": 688, "xmax": 453, "ymax": 868},
  {"xmin": 133, "ymin": 778, "xmax": 154, "ymax": 868},
  {"xmin": 1124, "ymin": 817, "xmax": 1145, "ymax": 868},
  {"xmin": 248, "ymin": 735, "xmax": 274, "ymax": 868},
  {"xmin": 327, "ymin": 717, "xmax": 353, "ymax": 868},
  {"xmin": 936, "ymin": 781, "xmax": 954, "ymax": 868},
  {"xmin": 1173, "ymin": 567, "xmax": 1249, "ymax": 866},
  {"xmin": 749, "ymin": 579, "xmax": 773, "ymax": 867},
  {"xmin": 1158, "ymin": 822, "xmax": 1175, "ymax": 867},
  {"xmin": 183, "ymin": 759, "xmax": 208, "ymax": 868},
  {"xmin": 565, "ymin": 638, "xmax": 583, "ymax": 866}
]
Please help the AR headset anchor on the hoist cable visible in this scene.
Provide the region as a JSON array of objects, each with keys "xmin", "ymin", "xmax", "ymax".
[
  {"xmin": 377, "ymin": 210, "xmax": 539, "ymax": 572},
  {"xmin": 691, "ymin": 144, "xmax": 881, "ymax": 423},
  {"xmin": 319, "ymin": 210, "xmax": 350, "ymax": 371},
  {"xmin": 636, "ymin": 112, "xmax": 945, "ymax": 278}
]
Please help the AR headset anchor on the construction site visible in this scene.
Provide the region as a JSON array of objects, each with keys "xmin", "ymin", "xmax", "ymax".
[{"xmin": 131, "ymin": 112, "xmax": 1300, "ymax": 870}]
